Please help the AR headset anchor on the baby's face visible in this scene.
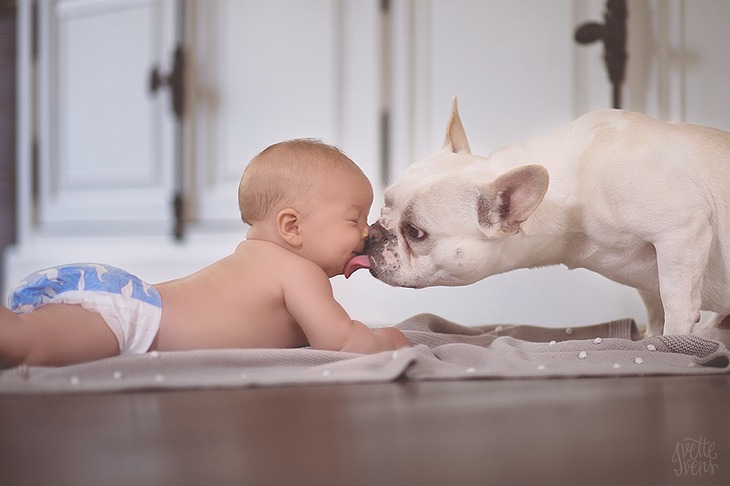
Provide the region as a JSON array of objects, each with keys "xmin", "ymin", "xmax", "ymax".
[{"xmin": 299, "ymin": 171, "xmax": 373, "ymax": 277}]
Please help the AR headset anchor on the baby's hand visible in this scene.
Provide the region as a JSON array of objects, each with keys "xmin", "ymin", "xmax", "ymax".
[{"xmin": 373, "ymin": 327, "xmax": 411, "ymax": 349}]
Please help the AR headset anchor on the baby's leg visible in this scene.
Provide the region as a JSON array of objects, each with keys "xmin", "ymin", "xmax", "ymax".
[{"xmin": 0, "ymin": 304, "xmax": 119, "ymax": 366}]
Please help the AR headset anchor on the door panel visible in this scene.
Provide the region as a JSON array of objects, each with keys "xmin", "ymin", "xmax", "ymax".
[
  {"xmin": 37, "ymin": 0, "xmax": 176, "ymax": 229},
  {"xmin": 682, "ymin": 1, "xmax": 730, "ymax": 130},
  {"xmin": 194, "ymin": 0, "xmax": 345, "ymax": 223},
  {"xmin": 624, "ymin": 0, "xmax": 730, "ymax": 130}
]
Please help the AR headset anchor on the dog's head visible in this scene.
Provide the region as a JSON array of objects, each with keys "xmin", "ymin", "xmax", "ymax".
[{"xmin": 366, "ymin": 99, "xmax": 549, "ymax": 288}]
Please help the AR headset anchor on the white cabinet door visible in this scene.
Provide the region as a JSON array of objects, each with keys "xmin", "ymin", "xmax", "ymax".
[
  {"xmin": 8, "ymin": 0, "xmax": 382, "ymax": 289},
  {"xmin": 389, "ymin": 0, "xmax": 577, "ymax": 180},
  {"xmin": 191, "ymin": 0, "xmax": 383, "ymax": 226},
  {"xmin": 35, "ymin": 0, "xmax": 178, "ymax": 233},
  {"xmin": 681, "ymin": 2, "xmax": 730, "ymax": 130}
]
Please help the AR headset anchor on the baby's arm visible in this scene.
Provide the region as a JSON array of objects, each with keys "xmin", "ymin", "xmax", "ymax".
[
  {"xmin": 373, "ymin": 326, "xmax": 411, "ymax": 349},
  {"xmin": 282, "ymin": 263, "xmax": 410, "ymax": 354}
]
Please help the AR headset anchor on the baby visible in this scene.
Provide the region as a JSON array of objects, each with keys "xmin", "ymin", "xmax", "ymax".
[{"xmin": 0, "ymin": 139, "xmax": 410, "ymax": 367}]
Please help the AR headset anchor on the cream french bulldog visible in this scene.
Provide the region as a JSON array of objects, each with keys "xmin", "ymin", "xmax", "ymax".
[{"xmin": 352, "ymin": 98, "xmax": 730, "ymax": 337}]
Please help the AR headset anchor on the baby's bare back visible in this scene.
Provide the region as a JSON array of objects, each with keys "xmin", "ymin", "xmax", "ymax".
[{"xmin": 152, "ymin": 240, "xmax": 308, "ymax": 351}]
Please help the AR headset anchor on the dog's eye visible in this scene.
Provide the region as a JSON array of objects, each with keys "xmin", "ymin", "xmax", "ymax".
[{"xmin": 405, "ymin": 224, "xmax": 426, "ymax": 240}]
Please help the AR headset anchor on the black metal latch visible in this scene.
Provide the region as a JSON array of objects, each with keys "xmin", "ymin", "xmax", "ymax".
[
  {"xmin": 574, "ymin": 0, "xmax": 628, "ymax": 109},
  {"xmin": 150, "ymin": 45, "xmax": 185, "ymax": 119},
  {"xmin": 150, "ymin": 45, "xmax": 186, "ymax": 240}
]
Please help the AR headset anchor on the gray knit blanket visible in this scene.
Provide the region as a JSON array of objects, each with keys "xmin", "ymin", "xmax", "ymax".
[{"xmin": 1, "ymin": 314, "xmax": 728, "ymax": 394}]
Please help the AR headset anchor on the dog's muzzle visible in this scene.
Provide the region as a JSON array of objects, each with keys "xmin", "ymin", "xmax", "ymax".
[
  {"xmin": 367, "ymin": 221, "xmax": 390, "ymax": 244},
  {"xmin": 365, "ymin": 222, "xmax": 401, "ymax": 279}
]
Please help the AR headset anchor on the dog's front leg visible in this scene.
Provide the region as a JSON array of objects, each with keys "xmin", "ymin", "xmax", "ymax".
[
  {"xmin": 638, "ymin": 290, "xmax": 664, "ymax": 338},
  {"xmin": 654, "ymin": 225, "xmax": 712, "ymax": 335}
]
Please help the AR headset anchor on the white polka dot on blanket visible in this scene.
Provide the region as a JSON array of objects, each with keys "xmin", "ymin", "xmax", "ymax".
[
  {"xmin": 635, "ymin": 357, "xmax": 644, "ymax": 365},
  {"xmin": 578, "ymin": 351, "xmax": 587, "ymax": 359},
  {"xmin": 593, "ymin": 337, "xmax": 602, "ymax": 344}
]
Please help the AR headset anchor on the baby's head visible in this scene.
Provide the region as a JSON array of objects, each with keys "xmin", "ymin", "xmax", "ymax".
[{"xmin": 238, "ymin": 139, "xmax": 371, "ymax": 225}]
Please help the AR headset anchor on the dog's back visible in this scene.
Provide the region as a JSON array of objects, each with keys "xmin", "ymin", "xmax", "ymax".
[{"xmin": 509, "ymin": 109, "xmax": 730, "ymax": 327}]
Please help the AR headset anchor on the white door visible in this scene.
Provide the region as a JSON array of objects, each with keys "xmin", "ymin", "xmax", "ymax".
[
  {"xmin": 190, "ymin": 0, "xmax": 383, "ymax": 226},
  {"xmin": 8, "ymin": 0, "xmax": 383, "ymax": 288},
  {"xmin": 34, "ymin": 0, "xmax": 178, "ymax": 234}
]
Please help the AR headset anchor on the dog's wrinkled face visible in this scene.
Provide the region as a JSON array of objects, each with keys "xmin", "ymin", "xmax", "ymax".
[
  {"xmin": 367, "ymin": 164, "xmax": 485, "ymax": 288},
  {"xmin": 367, "ymin": 160, "xmax": 548, "ymax": 288},
  {"xmin": 366, "ymin": 99, "xmax": 549, "ymax": 289}
]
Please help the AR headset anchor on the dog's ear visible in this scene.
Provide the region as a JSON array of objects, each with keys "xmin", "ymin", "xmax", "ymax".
[
  {"xmin": 477, "ymin": 165, "xmax": 549, "ymax": 235},
  {"xmin": 443, "ymin": 97, "xmax": 471, "ymax": 154}
]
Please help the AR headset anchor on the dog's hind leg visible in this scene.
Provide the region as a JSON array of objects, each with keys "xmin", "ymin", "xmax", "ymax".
[{"xmin": 693, "ymin": 311, "xmax": 723, "ymax": 331}]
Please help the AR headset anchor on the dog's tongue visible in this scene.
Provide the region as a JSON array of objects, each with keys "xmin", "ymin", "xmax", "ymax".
[{"xmin": 344, "ymin": 255, "xmax": 371, "ymax": 279}]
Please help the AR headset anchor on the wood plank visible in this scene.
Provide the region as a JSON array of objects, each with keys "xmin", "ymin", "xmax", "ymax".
[{"xmin": 1, "ymin": 375, "xmax": 729, "ymax": 485}]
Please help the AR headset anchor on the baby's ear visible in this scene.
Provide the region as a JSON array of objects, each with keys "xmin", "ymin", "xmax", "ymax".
[{"xmin": 277, "ymin": 208, "xmax": 303, "ymax": 247}]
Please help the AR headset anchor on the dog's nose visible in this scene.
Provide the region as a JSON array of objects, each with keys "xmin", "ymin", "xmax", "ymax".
[{"xmin": 368, "ymin": 222, "xmax": 386, "ymax": 243}]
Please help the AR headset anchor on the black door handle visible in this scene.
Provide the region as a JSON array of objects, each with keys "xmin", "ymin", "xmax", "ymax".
[
  {"xmin": 150, "ymin": 45, "xmax": 186, "ymax": 240},
  {"xmin": 150, "ymin": 45, "xmax": 185, "ymax": 120},
  {"xmin": 574, "ymin": 0, "xmax": 628, "ymax": 109}
]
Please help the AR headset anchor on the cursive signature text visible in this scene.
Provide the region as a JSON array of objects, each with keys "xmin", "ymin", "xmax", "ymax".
[{"xmin": 672, "ymin": 436, "xmax": 718, "ymax": 476}]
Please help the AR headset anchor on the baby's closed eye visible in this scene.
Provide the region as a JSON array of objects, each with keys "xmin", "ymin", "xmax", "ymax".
[{"xmin": 346, "ymin": 214, "xmax": 362, "ymax": 224}]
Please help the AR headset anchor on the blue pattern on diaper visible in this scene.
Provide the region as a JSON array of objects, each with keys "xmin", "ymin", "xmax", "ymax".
[{"xmin": 8, "ymin": 264, "xmax": 161, "ymax": 312}]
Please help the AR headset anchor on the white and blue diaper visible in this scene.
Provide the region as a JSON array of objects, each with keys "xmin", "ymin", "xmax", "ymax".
[{"xmin": 7, "ymin": 264, "xmax": 161, "ymax": 355}]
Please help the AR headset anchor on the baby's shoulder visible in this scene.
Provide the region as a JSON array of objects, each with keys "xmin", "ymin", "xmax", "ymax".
[{"xmin": 234, "ymin": 240, "xmax": 323, "ymax": 276}]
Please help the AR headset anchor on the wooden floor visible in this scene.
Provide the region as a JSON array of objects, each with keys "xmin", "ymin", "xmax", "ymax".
[{"xmin": 1, "ymin": 375, "xmax": 729, "ymax": 486}]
